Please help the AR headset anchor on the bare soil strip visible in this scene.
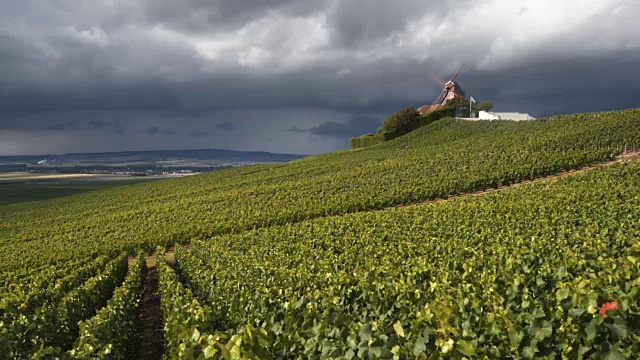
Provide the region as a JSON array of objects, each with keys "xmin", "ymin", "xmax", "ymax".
[{"xmin": 134, "ymin": 254, "xmax": 164, "ymax": 360}]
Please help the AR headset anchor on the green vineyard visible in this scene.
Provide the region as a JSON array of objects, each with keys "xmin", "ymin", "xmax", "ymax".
[
  {"xmin": 1, "ymin": 109, "xmax": 639, "ymax": 358},
  {"xmin": 169, "ymin": 162, "xmax": 640, "ymax": 358}
]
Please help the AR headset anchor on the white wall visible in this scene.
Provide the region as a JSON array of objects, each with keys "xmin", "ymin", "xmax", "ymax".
[
  {"xmin": 478, "ymin": 111, "xmax": 501, "ymax": 120},
  {"xmin": 478, "ymin": 111, "xmax": 536, "ymax": 121}
]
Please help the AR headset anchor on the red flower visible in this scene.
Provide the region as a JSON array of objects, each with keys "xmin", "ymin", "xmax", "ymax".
[{"xmin": 600, "ymin": 301, "xmax": 618, "ymax": 318}]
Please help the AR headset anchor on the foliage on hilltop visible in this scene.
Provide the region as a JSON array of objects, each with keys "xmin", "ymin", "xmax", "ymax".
[
  {"xmin": 351, "ymin": 100, "xmax": 474, "ymax": 149},
  {"xmin": 351, "ymin": 96, "xmax": 498, "ymax": 149},
  {"xmin": 378, "ymin": 107, "xmax": 421, "ymax": 139},
  {"xmin": 474, "ymin": 100, "xmax": 494, "ymax": 112},
  {"xmin": 351, "ymin": 106, "xmax": 454, "ymax": 149}
]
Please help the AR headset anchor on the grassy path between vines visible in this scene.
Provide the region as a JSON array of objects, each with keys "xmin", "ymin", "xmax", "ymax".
[{"xmin": 134, "ymin": 254, "xmax": 164, "ymax": 360}]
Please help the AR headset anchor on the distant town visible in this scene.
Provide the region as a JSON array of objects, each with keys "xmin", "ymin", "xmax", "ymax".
[{"xmin": 0, "ymin": 148, "xmax": 305, "ymax": 177}]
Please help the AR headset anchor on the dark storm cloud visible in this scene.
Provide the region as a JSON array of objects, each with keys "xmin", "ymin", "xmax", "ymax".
[
  {"xmin": 88, "ymin": 120, "xmax": 109, "ymax": 129},
  {"xmin": 188, "ymin": 129, "xmax": 208, "ymax": 138},
  {"xmin": 325, "ymin": 0, "xmax": 458, "ymax": 49},
  {"xmin": 144, "ymin": 126, "xmax": 160, "ymax": 135},
  {"xmin": 112, "ymin": 120, "xmax": 127, "ymax": 135},
  {"xmin": 161, "ymin": 128, "xmax": 177, "ymax": 136},
  {"xmin": 214, "ymin": 121, "xmax": 236, "ymax": 131},
  {"xmin": 141, "ymin": 0, "xmax": 325, "ymax": 34},
  {"xmin": 85, "ymin": 119, "xmax": 127, "ymax": 135},
  {"xmin": 145, "ymin": 126, "xmax": 178, "ymax": 136},
  {"xmin": 289, "ymin": 115, "xmax": 382, "ymax": 138},
  {"xmin": 0, "ymin": 0, "xmax": 639, "ymax": 155},
  {"xmin": 45, "ymin": 123, "xmax": 66, "ymax": 131}
]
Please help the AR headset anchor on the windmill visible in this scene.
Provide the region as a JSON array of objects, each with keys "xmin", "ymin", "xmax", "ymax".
[{"xmin": 417, "ymin": 63, "xmax": 466, "ymax": 115}]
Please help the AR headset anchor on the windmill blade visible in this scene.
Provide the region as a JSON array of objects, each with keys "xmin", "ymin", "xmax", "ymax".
[
  {"xmin": 431, "ymin": 74, "xmax": 446, "ymax": 86},
  {"xmin": 432, "ymin": 89, "xmax": 447, "ymax": 104},
  {"xmin": 450, "ymin": 63, "xmax": 465, "ymax": 83},
  {"xmin": 432, "ymin": 89, "xmax": 447, "ymax": 105}
]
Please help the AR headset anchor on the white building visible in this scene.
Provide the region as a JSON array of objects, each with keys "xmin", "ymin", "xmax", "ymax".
[{"xmin": 478, "ymin": 111, "xmax": 536, "ymax": 121}]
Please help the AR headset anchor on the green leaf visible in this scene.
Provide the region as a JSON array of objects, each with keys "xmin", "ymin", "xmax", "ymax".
[
  {"xmin": 604, "ymin": 317, "xmax": 628, "ymax": 341},
  {"xmin": 602, "ymin": 347, "xmax": 626, "ymax": 360},
  {"xmin": 456, "ymin": 340, "xmax": 475, "ymax": 356},
  {"xmin": 359, "ymin": 322, "xmax": 372, "ymax": 342},
  {"xmin": 535, "ymin": 325, "xmax": 552, "ymax": 340},
  {"xmin": 556, "ymin": 288, "xmax": 570, "ymax": 301},
  {"xmin": 393, "ymin": 322, "xmax": 405, "ymax": 338},
  {"xmin": 413, "ymin": 337, "xmax": 427, "ymax": 356},
  {"xmin": 391, "ymin": 345, "xmax": 401, "ymax": 355},
  {"xmin": 556, "ymin": 266, "xmax": 567, "ymax": 279},
  {"xmin": 508, "ymin": 328, "xmax": 523, "ymax": 347},
  {"xmin": 577, "ymin": 344, "xmax": 592, "ymax": 357},
  {"xmin": 345, "ymin": 349, "xmax": 355, "ymax": 360},
  {"xmin": 585, "ymin": 319, "xmax": 597, "ymax": 342},
  {"xmin": 191, "ymin": 328, "xmax": 201, "ymax": 342},
  {"xmin": 369, "ymin": 346, "xmax": 382, "ymax": 357},
  {"xmin": 568, "ymin": 308, "xmax": 585, "ymax": 318},
  {"xmin": 522, "ymin": 346, "xmax": 535, "ymax": 359},
  {"xmin": 203, "ymin": 344, "xmax": 218, "ymax": 358},
  {"xmin": 529, "ymin": 320, "xmax": 553, "ymax": 341}
]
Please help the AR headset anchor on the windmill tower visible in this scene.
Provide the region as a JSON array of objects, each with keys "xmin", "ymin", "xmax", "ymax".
[{"xmin": 417, "ymin": 64, "xmax": 466, "ymax": 115}]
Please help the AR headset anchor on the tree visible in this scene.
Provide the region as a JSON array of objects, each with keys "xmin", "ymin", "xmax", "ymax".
[
  {"xmin": 379, "ymin": 107, "xmax": 420, "ymax": 140},
  {"xmin": 473, "ymin": 101, "xmax": 493, "ymax": 112},
  {"xmin": 444, "ymin": 97, "xmax": 470, "ymax": 118}
]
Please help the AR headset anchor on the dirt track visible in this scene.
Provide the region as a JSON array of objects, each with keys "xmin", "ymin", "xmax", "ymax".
[{"xmin": 134, "ymin": 254, "xmax": 164, "ymax": 360}]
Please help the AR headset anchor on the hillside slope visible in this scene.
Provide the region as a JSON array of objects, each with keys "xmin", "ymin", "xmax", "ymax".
[
  {"xmin": 1, "ymin": 109, "xmax": 640, "ymax": 270},
  {"xmin": 177, "ymin": 161, "xmax": 640, "ymax": 358}
]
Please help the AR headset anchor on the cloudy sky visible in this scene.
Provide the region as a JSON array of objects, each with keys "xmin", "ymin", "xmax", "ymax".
[{"xmin": 1, "ymin": 0, "xmax": 639, "ymax": 155}]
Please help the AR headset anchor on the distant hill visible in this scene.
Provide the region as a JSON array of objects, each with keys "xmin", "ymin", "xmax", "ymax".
[{"xmin": 0, "ymin": 148, "xmax": 306, "ymax": 165}]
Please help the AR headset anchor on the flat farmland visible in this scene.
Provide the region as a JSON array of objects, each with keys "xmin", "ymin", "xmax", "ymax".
[{"xmin": 0, "ymin": 176, "xmax": 161, "ymax": 206}]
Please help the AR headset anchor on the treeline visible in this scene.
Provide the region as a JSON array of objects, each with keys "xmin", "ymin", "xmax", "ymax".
[{"xmin": 0, "ymin": 164, "xmax": 28, "ymax": 172}]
